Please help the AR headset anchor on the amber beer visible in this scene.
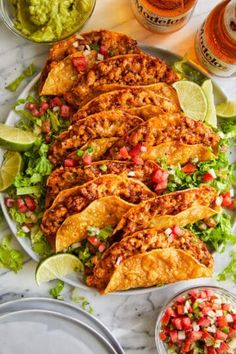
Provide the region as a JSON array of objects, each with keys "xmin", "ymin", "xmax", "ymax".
[
  {"xmin": 131, "ymin": 0, "xmax": 198, "ymax": 33},
  {"xmin": 195, "ymin": 0, "xmax": 236, "ymax": 77}
]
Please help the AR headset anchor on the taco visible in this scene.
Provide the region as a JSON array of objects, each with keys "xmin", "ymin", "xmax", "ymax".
[
  {"xmin": 87, "ymin": 229, "xmax": 213, "ymax": 294},
  {"xmin": 112, "ymin": 185, "xmax": 218, "ymax": 239},
  {"xmin": 48, "ymin": 110, "xmax": 143, "ymax": 165},
  {"xmin": 45, "ymin": 160, "xmax": 160, "ymax": 209},
  {"xmin": 39, "ymin": 29, "xmax": 141, "ymax": 95},
  {"xmin": 41, "ymin": 175, "xmax": 155, "ymax": 239},
  {"xmin": 105, "ymin": 113, "xmax": 220, "ymax": 161},
  {"xmin": 55, "ymin": 196, "xmax": 135, "ymax": 252},
  {"xmin": 72, "ymin": 84, "xmax": 180, "ymax": 122},
  {"xmin": 64, "ymin": 54, "xmax": 178, "ymax": 106}
]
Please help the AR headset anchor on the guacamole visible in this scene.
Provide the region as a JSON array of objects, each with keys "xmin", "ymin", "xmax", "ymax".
[{"xmin": 10, "ymin": 0, "xmax": 94, "ymax": 42}]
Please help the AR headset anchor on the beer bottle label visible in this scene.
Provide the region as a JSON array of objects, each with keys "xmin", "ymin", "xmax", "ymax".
[
  {"xmin": 131, "ymin": 0, "xmax": 196, "ymax": 33},
  {"xmin": 196, "ymin": 21, "xmax": 236, "ymax": 77},
  {"xmin": 224, "ymin": 0, "xmax": 236, "ymax": 42}
]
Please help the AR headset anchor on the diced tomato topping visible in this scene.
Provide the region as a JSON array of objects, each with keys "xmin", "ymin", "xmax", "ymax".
[
  {"xmin": 189, "ymin": 289, "xmax": 200, "ymax": 298},
  {"xmin": 212, "ymin": 303, "xmax": 221, "ymax": 310},
  {"xmin": 72, "ymin": 56, "xmax": 87, "ymax": 71},
  {"xmin": 171, "ymin": 318, "xmax": 182, "ymax": 330},
  {"xmin": 40, "ymin": 101, "xmax": 49, "ymax": 111},
  {"xmin": 16, "ymin": 198, "xmax": 28, "ymax": 213},
  {"xmin": 99, "ymin": 46, "xmax": 108, "ymax": 56},
  {"xmin": 4, "ymin": 197, "xmax": 15, "ymax": 208},
  {"xmin": 181, "ymin": 163, "xmax": 197, "ymax": 174},
  {"xmin": 50, "ymin": 97, "xmax": 63, "ymax": 108},
  {"xmin": 229, "ymin": 328, "xmax": 236, "ymax": 338},
  {"xmin": 161, "ymin": 312, "xmax": 170, "ymax": 326},
  {"xmin": 128, "ymin": 143, "xmax": 142, "ymax": 157},
  {"xmin": 83, "ymin": 155, "xmax": 92, "ymax": 165},
  {"xmin": 198, "ymin": 317, "xmax": 211, "ymax": 327},
  {"xmin": 218, "ymin": 342, "xmax": 229, "ymax": 354},
  {"xmin": 166, "ymin": 307, "xmax": 176, "ymax": 317},
  {"xmin": 176, "ymin": 295, "xmax": 186, "ymax": 304},
  {"xmin": 172, "ymin": 225, "xmax": 184, "ymax": 236},
  {"xmin": 182, "ymin": 317, "xmax": 192, "ymax": 330},
  {"xmin": 221, "ymin": 303, "xmax": 231, "ymax": 311},
  {"xmin": 131, "ymin": 155, "xmax": 143, "ymax": 165},
  {"xmin": 177, "ymin": 305, "xmax": 184, "ymax": 315},
  {"xmin": 205, "ymin": 289, "xmax": 215, "ymax": 298},
  {"xmin": 60, "ymin": 105, "xmax": 70, "ymax": 118},
  {"xmin": 199, "ymin": 290, "xmax": 207, "ymax": 298},
  {"xmin": 215, "ymin": 330, "xmax": 228, "ymax": 341},
  {"xmin": 159, "ymin": 331, "xmax": 167, "ymax": 341},
  {"xmin": 87, "ymin": 236, "xmax": 100, "ymax": 248},
  {"xmin": 189, "ymin": 331, "xmax": 202, "ymax": 342},
  {"xmin": 202, "ymin": 172, "xmax": 214, "ymax": 182},
  {"xmin": 119, "ymin": 146, "xmax": 129, "ymax": 159},
  {"xmin": 201, "ymin": 306, "xmax": 212, "ymax": 316},
  {"xmin": 31, "ymin": 108, "xmax": 40, "ymax": 117},
  {"xmin": 25, "ymin": 102, "xmax": 36, "ymax": 111},
  {"xmin": 24, "ymin": 196, "xmax": 37, "ymax": 211},
  {"xmin": 169, "ymin": 330, "xmax": 178, "ymax": 343},
  {"xmin": 221, "ymin": 192, "xmax": 234, "ymax": 209},
  {"xmin": 41, "ymin": 120, "xmax": 51, "ymax": 134},
  {"xmin": 64, "ymin": 159, "xmax": 78, "ymax": 167},
  {"xmin": 98, "ymin": 243, "xmax": 107, "ymax": 253},
  {"xmin": 181, "ymin": 339, "xmax": 192, "ymax": 352},
  {"xmin": 207, "ymin": 348, "xmax": 216, "ymax": 354},
  {"xmin": 217, "ymin": 317, "xmax": 228, "ymax": 328}
]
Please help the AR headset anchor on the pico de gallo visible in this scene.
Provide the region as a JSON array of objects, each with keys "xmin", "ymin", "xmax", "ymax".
[{"xmin": 158, "ymin": 287, "xmax": 236, "ymax": 354}]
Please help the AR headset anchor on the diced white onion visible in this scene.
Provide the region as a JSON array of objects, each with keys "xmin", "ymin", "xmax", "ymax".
[
  {"xmin": 75, "ymin": 34, "xmax": 84, "ymax": 39},
  {"xmin": 53, "ymin": 106, "xmax": 60, "ymax": 112},
  {"xmin": 214, "ymin": 340, "xmax": 222, "ymax": 348},
  {"xmin": 164, "ymin": 228, "xmax": 172, "ymax": 236},
  {"xmin": 230, "ymin": 189, "xmax": 235, "ymax": 197},
  {"xmin": 232, "ymin": 308, "xmax": 236, "ymax": 314},
  {"xmin": 116, "ymin": 256, "xmax": 123, "ymax": 265},
  {"xmin": 215, "ymin": 196, "xmax": 223, "ymax": 206},
  {"xmin": 97, "ymin": 53, "xmax": 104, "ymax": 61},
  {"xmin": 213, "ymin": 298, "xmax": 222, "ymax": 304},
  {"xmin": 22, "ymin": 225, "xmax": 30, "ymax": 233},
  {"xmin": 71, "ymin": 242, "xmax": 81, "ymax": 249},
  {"xmin": 83, "ymin": 49, "xmax": 91, "ymax": 57},
  {"xmin": 218, "ymin": 131, "xmax": 225, "ymax": 139},
  {"xmin": 140, "ymin": 145, "xmax": 147, "ymax": 152},
  {"xmin": 168, "ymin": 169, "xmax": 175, "ymax": 175},
  {"xmin": 208, "ymin": 310, "xmax": 217, "ymax": 318},
  {"xmin": 72, "ymin": 41, "xmax": 79, "ymax": 48},
  {"xmin": 85, "ymin": 45, "xmax": 91, "ymax": 51},
  {"xmin": 192, "ymin": 157, "xmax": 199, "ymax": 164},
  {"xmin": 226, "ymin": 314, "xmax": 233, "ymax": 322},
  {"xmin": 206, "ymin": 325, "xmax": 216, "ymax": 333},
  {"xmin": 192, "ymin": 322, "xmax": 200, "ymax": 332},
  {"xmin": 209, "ymin": 168, "xmax": 217, "ymax": 179},
  {"xmin": 215, "ymin": 310, "xmax": 223, "ymax": 317},
  {"xmin": 128, "ymin": 171, "xmax": 136, "ymax": 177},
  {"xmin": 229, "ymin": 338, "xmax": 236, "ymax": 349},
  {"xmin": 177, "ymin": 331, "xmax": 186, "ymax": 340}
]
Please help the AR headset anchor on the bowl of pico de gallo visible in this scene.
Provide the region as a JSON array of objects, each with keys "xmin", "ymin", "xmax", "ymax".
[{"xmin": 156, "ymin": 286, "xmax": 236, "ymax": 354}]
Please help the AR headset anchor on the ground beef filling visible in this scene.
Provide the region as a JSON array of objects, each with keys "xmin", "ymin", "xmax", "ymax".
[{"xmin": 87, "ymin": 229, "xmax": 212, "ymax": 290}]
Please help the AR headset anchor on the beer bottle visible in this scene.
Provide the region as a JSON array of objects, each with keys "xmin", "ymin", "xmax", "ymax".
[{"xmin": 195, "ymin": 0, "xmax": 236, "ymax": 77}]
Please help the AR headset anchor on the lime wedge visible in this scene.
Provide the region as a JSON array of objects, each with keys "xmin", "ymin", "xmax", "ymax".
[
  {"xmin": 35, "ymin": 254, "xmax": 84, "ymax": 285},
  {"xmin": 173, "ymin": 80, "xmax": 208, "ymax": 121},
  {"xmin": 0, "ymin": 123, "xmax": 36, "ymax": 152},
  {"xmin": 216, "ymin": 100, "xmax": 236, "ymax": 119},
  {"xmin": 0, "ymin": 151, "xmax": 22, "ymax": 192},
  {"xmin": 201, "ymin": 79, "xmax": 217, "ymax": 128}
]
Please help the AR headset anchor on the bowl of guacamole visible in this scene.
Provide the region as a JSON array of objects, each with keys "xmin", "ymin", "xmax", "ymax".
[{"xmin": 0, "ymin": 0, "xmax": 96, "ymax": 43}]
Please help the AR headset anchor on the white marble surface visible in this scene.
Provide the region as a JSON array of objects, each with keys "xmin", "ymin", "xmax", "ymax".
[{"xmin": 0, "ymin": 1, "xmax": 236, "ymax": 353}]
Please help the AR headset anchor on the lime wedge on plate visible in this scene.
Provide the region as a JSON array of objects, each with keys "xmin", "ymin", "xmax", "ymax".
[
  {"xmin": 0, "ymin": 151, "xmax": 22, "ymax": 192},
  {"xmin": 35, "ymin": 254, "xmax": 84, "ymax": 285},
  {"xmin": 0, "ymin": 123, "xmax": 36, "ymax": 152},
  {"xmin": 201, "ymin": 79, "xmax": 217, "ymax": 127},
  {"xmin": 216, "ymin": 100, "xmax": 236, "ymax": 119},
  {"xmin": 173, "ymin": 80, "xmax": 208, "ymax": 121}
]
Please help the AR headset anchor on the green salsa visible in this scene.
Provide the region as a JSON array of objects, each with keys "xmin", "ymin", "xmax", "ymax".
[{"xmin": 10, "ymin": 0, "xmax": 94, "ymax": 42}]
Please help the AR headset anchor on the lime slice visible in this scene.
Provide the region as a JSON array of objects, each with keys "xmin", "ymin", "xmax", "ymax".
[
  {"xmin": 35, "ymin": 254, "xmax": 84, "ymax": 285},
  {"xmin": 216, "ymin": 100, "xmax": 236, "ymax": 119},
  {"xmin": 173, "ymin": 80, "xmax": 208, "ymax": 121},
  {"xmin": 201, "ymin": 79, "xmax": 217, "ymax": 128},
  {"xmin": 0, "ymin": 123, "xmax": 36, "ymax": 152},
  {"xmin": 0, "ymin": 151, "xmax": 22, "ymax": 192}
]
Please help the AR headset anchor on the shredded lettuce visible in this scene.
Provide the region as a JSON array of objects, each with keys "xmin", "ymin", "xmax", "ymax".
[
  {"xmin": 31, "ymin": 227, "xmax": 51, "ymax": 258},
  {"xmin": 5, "ymin": 64, "xmax": 36, "ymax": 92},
  {"xmin": 217, "ymin": 250, "xmax": 236, "ymax": 282},
  {"xmin": 49, "ymin": 280, "xmax": 64, "ymax": 299},
  {"xmin": 0, "ymin": 235, "xmax": 23, "ymax": 272},
  {"xmin": 172, "ymin": 56, "xmax": 206, "ymax": 85}
]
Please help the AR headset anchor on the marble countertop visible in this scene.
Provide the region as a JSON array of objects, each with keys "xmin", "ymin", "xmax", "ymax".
[{"xmin": 0, "ymin": 1, "xmax": 236, "ymax": 353}]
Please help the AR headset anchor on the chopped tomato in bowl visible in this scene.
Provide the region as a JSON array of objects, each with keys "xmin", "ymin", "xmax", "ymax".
[{"xmin": 155, "ymin": 287, "xmax": 236, "ymax": 354}]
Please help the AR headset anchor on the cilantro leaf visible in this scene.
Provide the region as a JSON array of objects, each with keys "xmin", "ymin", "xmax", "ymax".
[
  {"xmin": 0, "ymin": 235, "xmax": 23, "ymax": 272},
  {"xmin": 217, "ymin": 250, "xmax": 236, "ymax": 283},
  {"xmin": 49, "ymin": 280, "xmax": 64, "ymax": 299},
  {"xmin": 5, "ymin": 64, "xmax": 37, "ymax": 92},
  {"xmin": 71, "ymin": 288, "xmax": 94, "ymax": 314}
]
